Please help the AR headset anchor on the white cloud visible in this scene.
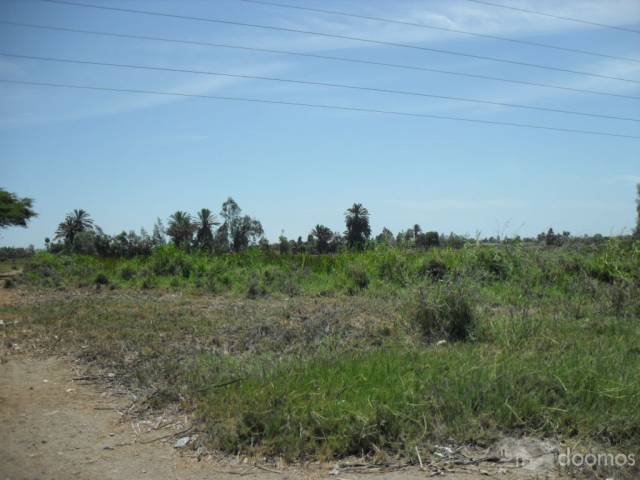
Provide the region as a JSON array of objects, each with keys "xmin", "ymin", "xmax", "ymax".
[
  {"xmin": 251, "ymin": 0, "xmax": 640, "ymax": 54},
  {"xmin": 0, "ymin": 61, "xmax": 291, "ymax": 128}
]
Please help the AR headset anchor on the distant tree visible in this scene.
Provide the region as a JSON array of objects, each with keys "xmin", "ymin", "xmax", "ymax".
[
  {"xmin": 195, "ymin": 208, "xmax": 219, "ymax": 251},
  {"xmin": 220, "ymin": 198, "xmax": 264, "ymax": 252},
  {"xmin": 376, "ymin": 227, "xmax": 394, "ymax": 245},
  {"xmin": 278, "ymin": 233, "xmax": 290, "ymax": 254},
  {"xmin": 423, "ymin": 231, "xmax": 440, "ymax": 249},
  {"xmin": 0, "ymin": 188, "xmax": 37, "ymax": 229},
  {"xmin": 166, "ymin": 211, "xmax": 196, "ymax": 248},
  {"xmin": 635, "ymin": 184, "xmax": 640, "ymax": 238},
  {"xmin": 345, "ymin": 203, "xmax": 371, "ymax": 250},
  {"xmin": 55, "ymin": 209, "xmax": 94, "ymax": 244},
  {"xmin": 330, "ymin": 233, "xmax": 345, "ymax": 252},
  {"xmin": 397, "ymin": 227, "xmax": 416, "ymax": 247},
  {"xmin": 311, "ymin": 224, "xmax": 334, "ymax": 254},
  {"xmin": 296, "ymin": 236, "xmax": 305, "ymax": 253},
  {"xmin": 258, "ymin": 237, "xmax": 270, "ymax": 253},
  {"xmin": 218, "ymin": 198, "xmax": 240, "ymax": 251},
  {"xmin": 213, "ymin": 223, "xmax": 230, "ymax": 254},
  {"xmin": 151, "ymin": 218, "xmax": 166, "ymax": 247},
  {"xmin": 72, "ymin": 230, "xmax": 97, "ymax": 255}
]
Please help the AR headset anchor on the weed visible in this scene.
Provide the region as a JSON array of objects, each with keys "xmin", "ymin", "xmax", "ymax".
[
  {"xmin": 246, "ymin": 274, "xmax": 266, "ymax": 299},
  {"xmin": 120, "ymin": 266, "xmax": 135, "ymax": 281},
  {"xmin": 411, "ymin": 283, "xmax": 476, "ymax": 342},
  {"xmin": 421, "ymin": 258, "xmax": 448, "ymax": 281},
  {"xmin": 348, "ymin": 265, "xmax": 369, "ymax": 291}
]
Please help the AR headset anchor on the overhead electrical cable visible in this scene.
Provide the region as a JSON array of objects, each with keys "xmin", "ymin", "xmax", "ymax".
[
  {"xmin": 3, "ymin": 52, "xmax": 638, "ymax": 123},
  {"xmin": 3, "ymin": 20, "xmax": 638, "ymax": 101},
  {"xmin": 34, "ymin": 0, "xmax": 640, "ymax": 85},
  {"xmin": 234, "ymin": 0, "xmax": 640, "ymax": 64},
  {"xmin": 462, "ymin": 0, "xmax": 640, "ymax": 35},
  {"xmin": 1, "ymin": 78, "xmax": 638, "ymax": 139}
]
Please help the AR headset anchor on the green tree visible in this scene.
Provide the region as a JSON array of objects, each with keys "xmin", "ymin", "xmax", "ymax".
[
  {"xmin": 166, "ymin": 211, "xmax": 196, "ymax": 248},
  {"xmin": 635, "ymin": 184, "xmax": 640, "ymax": 238},
  {"xmin": 195, "ymin": 208, "xmax": 219, "ymax": 251},
  {"xmin": 345, "ymin": 203, "xmax": 371, "ymax": 250},
  {"xmin": 54, "ymin": 209, "xmax": 94, "ymax": 244},
  {"xmin": 220, "ymin": 197, "xmax": 264, "ymax": 252},
  {"xmin": 376, "ymin": 227, "xmax": 394, "ymax": 245},
  {"xmin": 311, "ymin": 224, "xmax": 334, "ymax": 254},
  {"xmin": 151, "ymin": 218, "xmax": 166, "ymax": 247},
  {"xmin": 278, "ymin": 232, "xmax": 290, "ymax": 254},
  {"xmin": 0, "ymin": 188, "xmax": 37, "ymax": 229}
]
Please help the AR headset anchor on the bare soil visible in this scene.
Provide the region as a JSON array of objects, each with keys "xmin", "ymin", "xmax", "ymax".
[{"xmin": 0, "ymin": 284, "xmax": 561, "ymax": 480}]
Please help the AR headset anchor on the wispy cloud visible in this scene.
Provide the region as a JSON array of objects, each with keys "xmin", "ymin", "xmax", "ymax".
[
  {"xmin": 250, "ymin": 0, "xmax": 640, "ymax": 54},
  {"xmin": 0, "ymin": 61, "xmax": 291, "ymax": 128}
]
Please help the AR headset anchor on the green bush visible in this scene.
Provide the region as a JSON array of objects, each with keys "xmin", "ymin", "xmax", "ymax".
[
  {"xmin": 475, "ymin": 249, "xmax": 509, "ymax": 280},
  {"xmin": 420, "ymin": 258, "xmax": 448, "ymax": 281},
  {"xmin": 246, "ymin": 274, "xmax": 266, "ymax": 299},
  {"xmin": 119, "ymin": 266, "xmax": 136, "ymax": 281},
  {"xmin": 347, "ymin": 265, "xmax": 369, "ymax": 291},
  {"xmin": 411, "ymin": 283, "xmax": 476, "ymax": 342},
  {"xmin": 377, "ymin": 252, "xmax": 408, "ymax": 285}
]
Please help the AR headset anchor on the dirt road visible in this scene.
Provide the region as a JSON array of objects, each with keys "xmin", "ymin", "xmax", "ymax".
[
  {"xmin": 0, "ymin": 284, "xmax": 555, "ymax": 479},
  {"xmin": 1, "ymin": 354, "xmax": 563, "ymax": 480}
]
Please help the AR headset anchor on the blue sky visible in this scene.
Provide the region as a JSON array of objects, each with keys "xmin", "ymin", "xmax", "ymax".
[{"xmin": 1, "ymin": 0, "xmax": 639, "ymax": 247}]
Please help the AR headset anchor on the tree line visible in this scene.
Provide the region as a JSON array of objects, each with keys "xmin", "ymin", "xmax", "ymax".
[{"xmin": 1, "ymin": 186, "xmax": 640, "ymax": 259}]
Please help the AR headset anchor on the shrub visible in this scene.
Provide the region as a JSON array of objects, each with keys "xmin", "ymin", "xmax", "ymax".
[
  {"xmin": 119, "ymin": 266, "xmax": 136, "ymax": 281},
  {"xmin": 475, "ymin": 249, "xmax": 508, "ymax": 280},
  {"xmin": 411, "ymin": 283, "xmax": 476, "ymax": 342},
  {"xmin": 348, "ymin": 265, "xmax": 369, "ymax": 290},
  {"xmin": 377, "ymin": 253, "xmax": 407, "ymax": 285},
  {"xmin": 421, "ymin": 259, "xmax": 448, "ymax": 281},
  {"xmin": 246, "ymin": 274, "xmax": 266, "ymax": 299}
]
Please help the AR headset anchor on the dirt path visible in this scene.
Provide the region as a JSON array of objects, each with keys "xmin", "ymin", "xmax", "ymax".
[
  {"xmin": 0, "ymin": 283, "xmax": 557, "ymax": 479},
  {"xmin": 0, "ymin": 355, "xmax": 561, "ymax": 480},
  {"xmin": 0, "ymin": 355, "xmax": 245, "ymax": 480}
]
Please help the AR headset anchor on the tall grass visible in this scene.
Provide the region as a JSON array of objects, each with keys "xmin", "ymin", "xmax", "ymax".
[{"xmin": 6, "ymin": 238, "xmax": 640, "ymax": 461}]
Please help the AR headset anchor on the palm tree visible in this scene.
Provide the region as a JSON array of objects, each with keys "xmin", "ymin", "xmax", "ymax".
[
  {"xmin": 54, "ymin": 209, "xmax": 94, "ymax": 244},
  {"xmin": 311, "ymin": 224, "xmax": 333, "ymax": 254},
  {"xmin": 195, "ymin": 208, "xmax": 219, "ymax": 251},
  {"xmin": 0, "ymin": 188, "xmax": 37, "ymax": 229},
  {"xmin": 166, "ymin": 211, "xmax": 196, "ymax": 248},
  {"xmin": 345, "ymin": 203, "xmax": 371, "ymax": 250},
  {"xmin": 70, "ymin": 209, "xmax": 93, "ymax": 230}
]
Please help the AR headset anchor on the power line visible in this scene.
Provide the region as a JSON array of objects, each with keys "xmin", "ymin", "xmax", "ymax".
[
  {"xmin": 3, "ymin": 51, "xmax": 639, "ymax": 123},
  {"xmin": 3, "ymin": 20, "xmax": 639, "ymax": 102},
  {"xmin": 463, "ymin": 0, "xmax": 640, "ymax": 35},
  {"xmin": 36, "ymin": 0, "xmax": 640, "ymax": 85},
  {"xmin": 1, "ymin": 78, "xmax": 638, "ymax": 139},
  {"xmin": 234, "ymin": 0, "xmax": 640, "ymax": 64}
]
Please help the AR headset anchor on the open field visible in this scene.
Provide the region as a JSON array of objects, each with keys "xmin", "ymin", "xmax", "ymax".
[{"xmin": 2, "ymin": 239, "xmax": 639, "ymax": 478}]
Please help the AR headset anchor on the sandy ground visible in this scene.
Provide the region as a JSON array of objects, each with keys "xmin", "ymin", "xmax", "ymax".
[
  {"xmin": 0, "ymin": 285, "xmax": 560, "ymax": 479},
  {"xmin": 0, "ymin": 355, "xmax": 564, "ymax": 480}
]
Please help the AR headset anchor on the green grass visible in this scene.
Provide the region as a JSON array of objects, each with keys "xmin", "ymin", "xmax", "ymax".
[{"xmin": 2, "ymin": 238, "xmax": 639, "ymax": 461}]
